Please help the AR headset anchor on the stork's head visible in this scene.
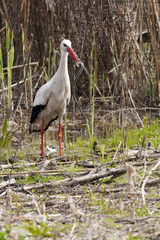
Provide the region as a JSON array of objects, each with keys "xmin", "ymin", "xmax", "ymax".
[{"xmin": 61, "ymin": 39, "xmax": 78, "ymax": 62}]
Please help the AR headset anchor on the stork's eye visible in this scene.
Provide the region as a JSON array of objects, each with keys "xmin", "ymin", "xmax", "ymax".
[{"xmin": 63, "ymin": 44, "xmax": 67, "ymax": 47}]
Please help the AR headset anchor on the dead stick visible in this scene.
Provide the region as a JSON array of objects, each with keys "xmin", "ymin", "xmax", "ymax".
[
  {"xmin": 2, "ymin": 62, "xmax": 38, "ymax": 71},
  {"xmin": 16, "ymin": 167, "xmax": 127, "ymax": 191},
  {"xmin": 0, "ymin": 169, "xmax": 89, "ymax": 176},
  {"xmin": 0, "ymin": 77, "xmax": 31, "ymax": 93},
  {"xmin": 128, "ymin": 89, "xmax": 144, "ymax": 128},
  {"xmin": 141, "ymin": 158, "xmax": 160, "ymax": 205}
]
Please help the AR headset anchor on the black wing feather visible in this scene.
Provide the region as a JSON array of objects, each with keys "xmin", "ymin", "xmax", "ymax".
[
  {"xmin": 30, "ymin": 105, "xmax": 46, "ymax": 124},
  {"xmin": 29, "ymin": 104, "xmax": 58, "ymax": 133}
]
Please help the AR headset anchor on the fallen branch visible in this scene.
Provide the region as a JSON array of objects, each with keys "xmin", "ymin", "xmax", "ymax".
[
  {"xmin": 0, "ymin": 169, "xmax": 63, "ymax": 176},
  {"xmin": 0, "ymin": 178, "xmax": 16, "ymax": 189},
  {"xmin": 0, "ymin": 168, "xmax": 90, "ymax": 177},
  {"xmin": 146, "ymin": 177, "xmax": 160, "ymax": 187},
  {"xmin": 15, "ymin": 167, "xmax": 127, "ymax": 192}
]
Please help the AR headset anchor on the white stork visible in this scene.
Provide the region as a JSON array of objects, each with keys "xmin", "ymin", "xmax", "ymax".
[{"xmin": 29, "ymin": 39, "xmax": 78, "ymax": 157}]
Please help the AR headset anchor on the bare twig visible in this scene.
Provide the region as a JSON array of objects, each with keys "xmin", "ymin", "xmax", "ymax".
[
  {"xmin": 141, "ymin": 159, "xmax": 160, "ymax": 205},
  {"xmin": 113, "ymin": 141, "xmax": 122, "ymax": 161},
  {"xmin": 128, "ymin": 89, "xmax": 144, "ymax": 128},
  {"xmin": 0, "ymin": 77, "xmax": 30, "ymax": 93},
  {"xmin": 2, "ymin": 62, "xmax": 38, "ymax": 72}
]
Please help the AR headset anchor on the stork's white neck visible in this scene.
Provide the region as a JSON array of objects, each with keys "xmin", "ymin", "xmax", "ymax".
[{"xmin": 58, "ymin": 50, "xmax": 69, "ymax": 74}]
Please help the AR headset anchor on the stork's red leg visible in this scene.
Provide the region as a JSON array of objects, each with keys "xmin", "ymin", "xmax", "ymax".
[
  {"xmin": 41, "ymin": 120, "xmax": 44, "ymax": 158},
  {"xmin": 58, "ymin": 121, "xmax": 62, "ymax": 156}
]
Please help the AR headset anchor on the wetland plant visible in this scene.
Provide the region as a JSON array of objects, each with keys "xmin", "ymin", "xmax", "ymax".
[
  {"xmin": 0, "ymin": 119, "xmax": 12, "ymax": 160},
  {"xmin": 0, "ymin": 46, "xmax": 5, "ymax": 117},
  {"xmin": 22, "ymin": 30, "xmax": 28, "ymax": 109},
  {"xmin": 6, "ymin": 23, "xmax": 14, "ymax": 112},
  {"xmin": 90, "ymin": 31, "xmax": 95, "ymax": 137}
]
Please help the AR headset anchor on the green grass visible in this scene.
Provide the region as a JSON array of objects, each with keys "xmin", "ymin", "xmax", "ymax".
[
  {"xmin": 72, "ymin": 119, "xmax": 160, "ymax": 160},
  {"xmin": 18, "ymin": 174, "xmax": 64, "ymax": 185},
  {"xmin": 65, "ymin": 165, "xmax": 84, "ymax": 173},
  {"xmin": 124, "ymin": 119, "xmax": 160, "ymax": 149},
  {"xmin": 135, "ymin": 206, "xmax": 149, "ymax": 217},
  {"xmin": 3, "ymin": 221, "xmax": 72, "ymax": 239},
  {"xmin": 0, "ymin": 231, "xmax": 7, "ymax": 240},
  {"xmin": 127, "ymin": 234, "xmax": 141, "ymax": 240},
  {"xmin": 21, "ymin": 221, "xmax": 71, "ymax": 238}
]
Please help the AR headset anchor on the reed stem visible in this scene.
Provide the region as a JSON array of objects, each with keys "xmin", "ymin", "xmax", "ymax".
[
  {"xmin": 0, "ymin": 47, "xmax": 5, "ymax": 117},
  {"xmin": 6, "ymin": 24, "xmax": 14, "ymax": 113},
  {"xmin": 22, "ymin": 30, "xmax": 28, "ymax": 109},
  {"xmin": 91, "ymin": 71, "xmax": 95, "ymax": 137}
]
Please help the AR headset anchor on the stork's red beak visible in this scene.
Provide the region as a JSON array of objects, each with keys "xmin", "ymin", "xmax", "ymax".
[{"xmin": 67, "ymin": 48, "xmax": 78, "ymax": 62}]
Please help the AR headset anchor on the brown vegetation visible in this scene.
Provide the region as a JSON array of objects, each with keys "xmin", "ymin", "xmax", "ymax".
[
  {"xmin": 0, "ymin": 0, "xmax": 160, "ymax": 118},
  {"xmin": 0, "ymin": 1, "xmax": 160, "ymax": 239}
]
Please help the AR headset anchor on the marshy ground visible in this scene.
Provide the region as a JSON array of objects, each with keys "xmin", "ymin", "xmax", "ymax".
[
  {"xmin": 0, "ymin": 108, "xmax": 160, "ymax": 240},
  {"xmin": 1, "ymin": 1, "xmax": 160, "ymax": 239}
]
